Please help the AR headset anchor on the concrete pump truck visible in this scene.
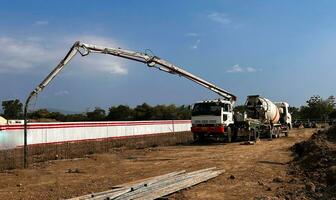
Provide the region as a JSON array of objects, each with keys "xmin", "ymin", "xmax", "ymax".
[
  {"xmin": 23, "ymin": 41, "xmax": 238, "ymax": 157},
  {"xmin": 24, "ymin": 41, "xmax": 291, "ymax": 150}
]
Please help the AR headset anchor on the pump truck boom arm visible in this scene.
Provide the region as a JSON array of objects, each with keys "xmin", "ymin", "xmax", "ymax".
[
  {"xmin": 23, "ymin": 41, "xmax": 236, "ymax": 168},
  {"xmin": 27, "ymin": 41, "xmax": 236, "ymax": 103}
]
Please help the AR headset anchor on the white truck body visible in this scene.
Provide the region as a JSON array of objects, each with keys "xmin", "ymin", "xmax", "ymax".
[
  {"xmin": 275, "ymin": 102, "xmax": 292, "ymax": 128},
  {"xmin": 191, "ymin": 99, "xmax": 234, "ymax": 140}
]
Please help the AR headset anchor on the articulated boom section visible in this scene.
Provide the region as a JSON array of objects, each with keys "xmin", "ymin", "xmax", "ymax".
[
  {"xmin": 27, "ymin": 41, "xmax": 236, "ymax": 103},
  {"xmin": 25, "ymin": 41, "xmax": 236, "ymax": 113},
  {"xmin": 79, "ymin": 43, "xmax": 236, "ymax": 102}
]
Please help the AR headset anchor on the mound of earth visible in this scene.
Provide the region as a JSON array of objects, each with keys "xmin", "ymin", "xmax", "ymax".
[{"xmin": 290, "ymin": 126, "xmax": 336, "ymax": 199}]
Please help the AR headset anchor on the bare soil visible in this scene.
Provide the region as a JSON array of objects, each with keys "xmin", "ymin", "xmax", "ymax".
[
  {"xmin": 288, "ymin": 126, "xmax": 336, "ymax": 199},
  {"xmin": 0, "ymin": 129, "xmax": 315, "ymax": 200}
]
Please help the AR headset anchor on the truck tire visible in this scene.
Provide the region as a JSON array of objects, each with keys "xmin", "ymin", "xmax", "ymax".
[
  {"xmin": 232, "ymin": 126, "xmax": 238, "ymax": 141},
  {"xmin": 274, "ymin": 127, "xmax": 280, "ymax": 138},
  {"xmin": 193, "ymin": 133, "xmax": 204, "ymax": 142},
  {"xmin": 285, "ymin": 125, "xmax": 289, "ymax": 137},
  {"xmin": 250, "ymin": 129, "xmax": 257, "ymax": 141},
  {"xmin": 193, "ymin": 133, "xmax": 199, "ymax": 141},
  {"xmin": 269, "ymin": 128, "xmax": 273, "ymax": 140},
  {"xmin": 227, "ymin": 126, "xmax": 232, "ymax": 142}
]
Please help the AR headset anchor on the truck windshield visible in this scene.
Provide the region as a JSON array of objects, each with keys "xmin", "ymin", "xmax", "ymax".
[{"xmin": 192, "ymin": 103, "xmax": 223, "ymax": 116}]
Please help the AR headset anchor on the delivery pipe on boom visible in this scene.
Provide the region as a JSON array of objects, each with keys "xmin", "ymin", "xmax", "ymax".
[
  {"xmin": 79, "ymin": 43, "xmax": 236, "ymax": 101},
  {"xmin": 23, "ymin": 41, "xmax": 236, "ymax": 168},
  {"xmin": 23, "ymin": 41, "xmax": 80, "ymax": 168}
]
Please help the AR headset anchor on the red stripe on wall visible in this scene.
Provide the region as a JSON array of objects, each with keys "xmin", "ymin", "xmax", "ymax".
[{"xmin": 0, "ymin": 120, "xmax": 191, "ymax": 131}]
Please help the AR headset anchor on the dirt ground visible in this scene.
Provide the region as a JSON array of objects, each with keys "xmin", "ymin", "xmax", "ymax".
[
  {"xmin": 289, "ymin": 126, "xmax": 336, "ymax": 199},
  {"xmin": 0, "ymin": 129, "xmax": 315, "ymax": 200}
]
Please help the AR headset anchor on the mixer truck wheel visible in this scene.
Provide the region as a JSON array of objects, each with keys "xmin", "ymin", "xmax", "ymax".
[
  {"xmin": 227, "ymin": 125, "xmax": 236, "ymax": 142},
  {"xmin": 274, "ymin": 127, "xmax": 280, "ymax": 138},
  {"xmin": 285, "ymin": 125, "xmax": 289, "ymax": 137}
]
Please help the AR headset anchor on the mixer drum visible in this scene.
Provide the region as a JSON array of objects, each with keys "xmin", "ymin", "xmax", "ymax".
[{"xmin": 245, "ymin": 95, "xmax": 280, "ymax": 124}]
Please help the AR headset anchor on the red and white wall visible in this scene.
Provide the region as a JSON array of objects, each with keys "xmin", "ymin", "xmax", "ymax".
[{"xmin": 0, "ymin": 120, "xmax": 191, "ymax": 150}]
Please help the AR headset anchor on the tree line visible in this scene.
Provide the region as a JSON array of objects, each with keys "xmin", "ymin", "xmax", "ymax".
[
  {"xmin": 1, "ymin": 95, "xmax": 335, "ymax": 122},
  {"xmin": 0, "ymin": 100, "xmax": 191, "ymax": 121},
  {"xmin": 289, "ymin": 95, "xmax": 336, "ymax": 121}
]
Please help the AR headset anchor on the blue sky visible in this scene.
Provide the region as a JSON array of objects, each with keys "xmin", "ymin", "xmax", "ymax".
[{"xmin": 0, "ymin": 0, "xmax": 335, "ymax": 112}]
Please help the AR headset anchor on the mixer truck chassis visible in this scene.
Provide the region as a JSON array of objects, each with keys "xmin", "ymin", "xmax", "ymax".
[{"xmin": 233, "ymin": 120, "xmax": 289, "ymax": 141}]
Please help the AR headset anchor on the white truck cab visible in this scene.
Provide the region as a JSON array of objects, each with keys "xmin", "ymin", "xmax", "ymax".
[
  {"xmin": 275, "ymin": 102, "xmax": 292, "ymax": 129},
  {"xmin": 191, "ymin": 99, "xmax": 234, "ymax": 140}
]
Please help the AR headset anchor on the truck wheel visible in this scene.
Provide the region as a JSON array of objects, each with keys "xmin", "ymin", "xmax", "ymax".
[
  {"xmin": 275, "ymin": 127, "xmax": 280, "ymax": 138},
  {"xmin": 285, "ymin": 126, "xmax": 289, "ymax": 137},
  {"xmin": 193, "ymin": 133, "xmax": 204, "ymax": 142},
  {"xmin": 227, "ymin": 126, "xmax": 232, "ymax": 142},
  {"xmin": 232, "ymin": 126, "xmax": 238, "ymax": 141},
  {"xmin": 285, "ymin": 129, "xmax": 289, "ymax": 137},
  {"xmin": 193, "ymin": 133, "xmax": 199, "ymax": 141},
  {"xmin": 269, "ymin": 129, "xmax": 273, "ymax": 140}
]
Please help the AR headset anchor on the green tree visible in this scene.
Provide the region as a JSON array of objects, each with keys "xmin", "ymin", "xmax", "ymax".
[
  {"xmin": 29, "ymin": 109, "xmax": 50, "ymax": 119},
  {"xmin": 29, "ymin": 109, "xmax": 66, "ymax": 121},
  {"xmin": 1, "ymin": 99, "xmax": 23, "ymax": 119},
  {"xmin": 64, "ymin": 113, "xmax": 87, "ymax": 122},
  {"xmin": 134, "ymin": 103, "xmax": 152, "ymax": 120},
  {"xmin": 176, "ymin": 105, "xmax": 191, "ymax": 119},
  {"xmin": 86, "ymin": 107, "xmax": 106, "ymax": 121},
  {"xmin": 289, "ymin": 106, "xmax": 301, "ymax": 120},
  {"xmin": 152, "ymin": 104, "xmax": 180, "ymax": 120},
  {"xmin": 107, "ymin": 105, "xmax": 134, "ymax": 121},
  {"xmin": 47, "ymin": 112, "xmax": 66, "ymax": 121},
  {"xmin": 300, "ymin": 95, "xmax": 335, "ymax": 120},
  {"xmin": 330, "ymin": 110, "xmax": 336, "ymax": 119}
]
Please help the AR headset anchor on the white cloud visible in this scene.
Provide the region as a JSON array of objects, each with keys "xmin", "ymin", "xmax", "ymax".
[
  {"xmin": 70, "ymin": 35, "xmax": 128, "ymax": 75},
  {"xmin": 208, "ymin": 12, "xmax": 231, "ymax": 25},
  {"xmin": 34, "ymin": 20, "xmax": 49, "ymax": 25},
  {"xmin": 185, "ymin": 33, "xmax": 198, "ymax": 37},
  {"xmin": 191, "ymin": 39, "xmax": 200, "ymax": 49},
  {"xmin": 0, "ymin": 35, "xmax": 128, "ymax": 75},
  {"xmin": 54, "ymin": 90, "xmax": 69, "ymax": 96},
  {"xmin": 246, "ymin": 67, "xmax": 256, "ymax": 72},
  {"xmin": 226, "ymin": 64, "xmax": 260, "ymax": 73},
  {"xmin": 227, "ymin": 64, "xmax": 243, "ymax": 73},
  {"xmin": 0, "ymin": 37, "xmax": 54, "ymax": 73}
]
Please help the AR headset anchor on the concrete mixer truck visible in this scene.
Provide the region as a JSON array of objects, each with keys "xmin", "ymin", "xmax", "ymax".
[
  {"xmin": 233, "ymin": 95, "xmax": 292, "ymax": 140},
  {"xmin": 191, "ymin": 95, "xmax": 292, "ymax": 142}
]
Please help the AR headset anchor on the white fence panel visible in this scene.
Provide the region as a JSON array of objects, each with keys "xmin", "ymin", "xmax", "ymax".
[{"xmin": 0, "ymin": 120, "xmax": 191, "ymax": 150}]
